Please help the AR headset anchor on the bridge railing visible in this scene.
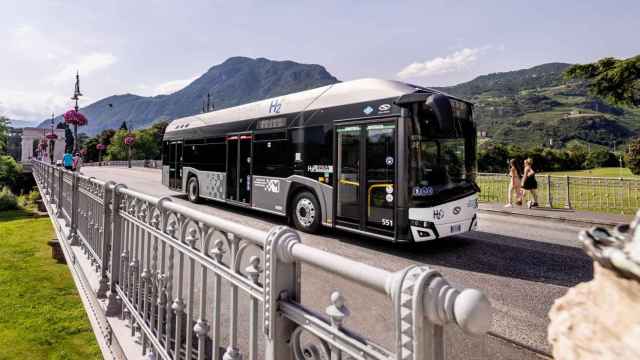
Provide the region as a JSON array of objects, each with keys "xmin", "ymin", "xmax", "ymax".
[
  {"xmin": 477, "ymin": 172, "xmax": 640, "ymax": 214},
  {"xmin": 33, "ymin": 159, "xmax": 492, "ymax": 360},
  {"xmin": 83, "ymin": 159, "xmax": 163, "ymax": 168}
]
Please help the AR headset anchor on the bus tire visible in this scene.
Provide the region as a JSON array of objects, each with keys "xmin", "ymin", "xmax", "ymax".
[
  {"xmin": 291, "ymin": 191, "xmax": 321, "ymax": 233},
  {"xmin": 187, "ymin": 176, "xmax": 200, "ymax": 203}
]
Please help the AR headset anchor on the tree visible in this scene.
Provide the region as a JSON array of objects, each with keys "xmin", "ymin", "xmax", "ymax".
[
  {"xmin": 625, "ymin": 138, "xmax": 640, "ymax": 175},
  {"xmin": 120, "ymin": 121, "xmax": 128, "ymax": 131},
  {"xmin": 0, "ymin": 116, "xmax": 9, "ymax": 154},
  {"xmin": 0, "ymin": 155, "xmax": 22, "ymax": 190},
  {"xmin": 478, "ymin": 143, "xmax": 509, "ymax": 173},
  {"xmin": 584, "ymin": 150, "xmax": 618, "ymax": 169},
  {"xmin": 565, "ymin": 55, "xmax": 640, "ymax": 106},
  {"xmin": 105, "ymin": 130, "xmax": 129, "ymax": 160}
]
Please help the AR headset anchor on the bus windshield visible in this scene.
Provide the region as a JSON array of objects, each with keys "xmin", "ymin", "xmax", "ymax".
[{"xmin": 408, "ymin": 100, "xmax": 476, "ymax": 206}]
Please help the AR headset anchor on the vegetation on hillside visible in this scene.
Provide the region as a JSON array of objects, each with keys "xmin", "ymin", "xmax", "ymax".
[{"xmin": 440, "ymin": 62, "xmax": 640, "ymax": 148}]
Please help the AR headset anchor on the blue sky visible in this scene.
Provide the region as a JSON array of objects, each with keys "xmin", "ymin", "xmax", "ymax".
[{"xmin": 1, "ymin": 0, "xmax": 638, "ymax": 121}]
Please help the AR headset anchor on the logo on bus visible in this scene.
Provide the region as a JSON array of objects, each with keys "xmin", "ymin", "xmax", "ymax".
[
  {"xmin": 265, "ymin": 179, "xmax": 280, "ymax": 193},
  {"xmin": 452, "ymin": 206, "xmax": 461, "ymax": 215},
  {"xmin": 269, "ymin": 99, "xmax": 282, "ymax": 114},
  {"xmin": 433, "ymin": 208, "xmax": 445, "ymax": 220}
]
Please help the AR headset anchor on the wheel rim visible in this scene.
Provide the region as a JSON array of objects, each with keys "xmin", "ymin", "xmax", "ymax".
[
  {"xmin": 296, "ymin": 198, "xmax": 315, "ymax": 227},
  {"xmin": 189, "ymin": 180, "xmax": 197, "ymax": 200}
]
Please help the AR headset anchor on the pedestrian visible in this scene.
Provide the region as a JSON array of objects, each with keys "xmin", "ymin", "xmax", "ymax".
[
  {"xmin": 505, "ymin": 159, "xmax": 523, "ymax": 207},
  {"xmin": 63, "ymin": 151, "xmax": 73, "ymax": 170},
  {"xmin": 521, "ymin": 158, "xmax": 539, "ymax": 208},
  {"xmin": 72, "ymin": 152, "xmax": 82, "ymax": 173}
]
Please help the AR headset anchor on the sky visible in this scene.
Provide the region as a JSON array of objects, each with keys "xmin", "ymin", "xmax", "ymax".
[{"xmin": 1, "ymin": 0, "xmax": 639, "ymax": 122}]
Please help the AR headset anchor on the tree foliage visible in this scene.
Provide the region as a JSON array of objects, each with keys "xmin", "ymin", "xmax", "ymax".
[
  {"xmin": 0, "ymin": 155, "xmax": 22, "ymax": 190},
  {"xmin": 565, "ymin": 55, "xmax": 640, "ymax": 106},
  {"xmin": 63, "ymin": 124, "xmax": 74, "ymax": 153},
  {"xmin": 625, "ymin": 138, "xmax": 640, "ymax": 175},
  {"xmin": 0, "ymin": 116, "xmax": 9, "ymax": 154}
]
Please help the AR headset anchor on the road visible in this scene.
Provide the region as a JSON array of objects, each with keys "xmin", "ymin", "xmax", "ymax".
[{"xmin": 82, "ymin": 166, "xmax": 593, "ymax": 359}]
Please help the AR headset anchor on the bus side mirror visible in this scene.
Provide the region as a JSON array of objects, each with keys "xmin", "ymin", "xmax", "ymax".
[{"xmin": 426, "ymin": 94, "xmax": 453, "ymax": 133}]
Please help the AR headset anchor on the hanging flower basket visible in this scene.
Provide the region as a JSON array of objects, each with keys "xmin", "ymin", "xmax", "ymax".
[
  {"xmin": 124, "ymin": 134, "xmax": 136, "ymax": 146},
  {"xmin": 45, "ymin": 133, "xmax": 58, "ymax": 140},
  {"xmin": 63, "ymin": 109, "xmax": 88, "ymax": 126},
  {"xmin": 96, "ymin": 143, "xmax": 107, "ymax": 150}
]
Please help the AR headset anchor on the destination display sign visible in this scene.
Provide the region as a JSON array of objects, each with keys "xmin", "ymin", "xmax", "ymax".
[{"xmin": 257, "ymin": 117, "xmax": 287, "ymax": 130}]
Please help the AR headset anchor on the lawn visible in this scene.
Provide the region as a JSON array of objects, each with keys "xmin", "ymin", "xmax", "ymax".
[
  {"xmin": 0, "ymin": 210, "xmax": 101, "ymax": 359},
  {"xmin": 541, "ymin": 167, "xmax": 640, "ymax": 178}
]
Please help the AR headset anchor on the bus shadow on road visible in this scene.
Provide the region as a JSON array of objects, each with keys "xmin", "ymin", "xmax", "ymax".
[
  {"xmin": 321, "ymin": 228, "xmax": 593, "ymax": 288},
  {"xmin": 180, "ymin": 196, "xmax": 592, "ymax": 288}
]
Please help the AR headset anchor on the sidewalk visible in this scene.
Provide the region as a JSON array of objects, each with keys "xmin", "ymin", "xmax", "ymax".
[{"xmin": 479, "ymin": 202, "xmax": 635, "ymax": 228}]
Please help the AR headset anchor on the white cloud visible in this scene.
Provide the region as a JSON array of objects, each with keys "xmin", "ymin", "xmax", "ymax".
[
  {"xmin": 397, "ymin": 47, "xmax": 483, "ymax": 79},
  {"xmin": 0, "ymin": 90, "xmax": 70, "ymax": 122},
  {"xmin": 150, "ymin": 76, "xmax": 199, "ymax": 95},
  {"xmin": 48, "ymin": 52, "xmax": 118, "ymax": 85}
]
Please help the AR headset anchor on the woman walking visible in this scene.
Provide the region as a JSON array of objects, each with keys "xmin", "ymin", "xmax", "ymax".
[
  {"xmin": 505, "ymin": 159, "xmax": 522, "ymax": 207},
  {"xmin": 521, "ymin": 158, "xmax": 539, "ymax": 208}
]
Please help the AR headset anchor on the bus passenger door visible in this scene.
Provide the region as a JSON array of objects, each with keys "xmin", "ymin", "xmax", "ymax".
[
  {"xmin": 335, "ymin": 122, "xmax": 396, "ymax": 237},
  {"xmin": 226, "ymin": 135, "xmax": 252, "ymax": 204},
  {"xmin": 169, "ymin": 141, "xmax": 183, "ymax": 190}
]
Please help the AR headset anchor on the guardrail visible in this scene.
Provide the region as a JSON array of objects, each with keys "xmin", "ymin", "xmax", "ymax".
[
  {"xmin": 32, "ymin": 159, "xmax": 493, "ymax": 360},
  {"xmin": 477, "ymin": 173, "xmax": 640, "ymax": 214},
  {"xmin": 83, "ymin": 160, "xmax": 163, "ymax": 168}
]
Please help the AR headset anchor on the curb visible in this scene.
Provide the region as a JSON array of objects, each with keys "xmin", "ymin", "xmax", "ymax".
[{"xmin": 478, "ymin": 207, "xmax": 630, "ymax": 228}]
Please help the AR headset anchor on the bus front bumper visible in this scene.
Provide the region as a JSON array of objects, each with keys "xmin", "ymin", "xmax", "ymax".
[{"xmin": 408, "ymin": 194, "xmax": 479, "ymax": 242}]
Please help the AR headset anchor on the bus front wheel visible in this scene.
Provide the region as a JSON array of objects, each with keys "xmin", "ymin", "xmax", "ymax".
[
  {"xmin": 187, "ymin": 176, "xmax": 200, "ymax": 203},
  {"xmin": 291, "ymin": 191, "xmax": 321, "ymax": 233}
]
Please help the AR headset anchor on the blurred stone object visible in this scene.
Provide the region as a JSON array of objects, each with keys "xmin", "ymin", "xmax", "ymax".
[{"xmin": 548, "ymin": 210, "xmax": 640, "ymax": 359}]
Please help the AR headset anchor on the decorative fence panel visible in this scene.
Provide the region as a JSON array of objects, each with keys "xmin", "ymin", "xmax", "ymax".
[
  {"xmin": 477, "ymin": 173, "xmax": 640, "ymax": 214},
  {"xmin": 32, "ymin": 160, "xmax": 492, "ymax": 360}
]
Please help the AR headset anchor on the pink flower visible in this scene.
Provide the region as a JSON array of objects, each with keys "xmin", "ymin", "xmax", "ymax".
[
  {"xmin": 96, "ymin": 143, "xmax": 107, "ymax": 150},
  {"xmin": 45, "ymin": 133, "xmax": 58, "ymax": 140},
  {"xmin": 63, "ymin": 109, "xmax": 88, "ymax": 126},
  {"xmin": 124, "ymin": 134, "xmax": 136, "ymax": 146}
]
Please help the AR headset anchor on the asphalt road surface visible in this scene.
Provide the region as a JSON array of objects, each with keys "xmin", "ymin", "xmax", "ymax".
[{"xmin": 82, "ymin": 166, "xmax": 593, "ymax": 359}]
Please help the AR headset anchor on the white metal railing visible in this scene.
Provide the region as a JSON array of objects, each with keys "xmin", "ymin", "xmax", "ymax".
[
  {"xmin": 32, "ymin": 159, "xmax": 493, "ymax": 360},
  {"xmin": 83, "ymin": 160, "xmax": 163, "ymax": 168},
  {"xmin": 477, "ymin": 172, "xmax": 640, "ymax": 214}
]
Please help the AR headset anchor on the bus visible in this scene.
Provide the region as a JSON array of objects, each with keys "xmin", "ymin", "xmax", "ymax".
[{"xmin": 162, "ymin": 79, "xmax": 479, "ymax": 242}]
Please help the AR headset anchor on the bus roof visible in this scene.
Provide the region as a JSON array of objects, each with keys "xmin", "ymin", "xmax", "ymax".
[{"xmin": 164, "ymin": 78, "xmax": 462, "ymax": 135}]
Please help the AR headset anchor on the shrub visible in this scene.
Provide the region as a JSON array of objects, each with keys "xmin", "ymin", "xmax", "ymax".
[
  {"xmin": 0, "ymin": 155, "xmax": 22, "ymax": 190},
  {"xmin": 0, "ymin": 186, "xmax": 18, "ymax": 211},
  {"xmin": 584, "ymin": 150, "xmax": 619, "ymax": 169},
  {"xmin": 27, "ymin": 190, "xmax": 40, "ymax": 203},
  {"xmin": 625, "ymin": 138, "xmax": 640, "ymax": 175}
]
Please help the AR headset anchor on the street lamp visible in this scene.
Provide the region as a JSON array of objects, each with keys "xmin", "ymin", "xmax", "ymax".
[
  {"xmin": 123, "ymin": 130, "xmax": 136, "ymax": 168},
  {"xmin": 96, "ymin": 143, "xmax": 107, "ymax": 164},
  {"xmin": 64, "ymin": 71, "xmax": 87, "ymax": 154},
  {"xmin": 45, "ymin": 113, "xmax": 58, "ymax": 164}
]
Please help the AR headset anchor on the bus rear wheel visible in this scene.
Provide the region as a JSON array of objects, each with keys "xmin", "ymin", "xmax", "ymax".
[
  {"xmin": 291, "ymin": 191, "xmax": 321, "ymax": 233},
  {"xmin": 187, "ymin": 176, "xmax": 200, "ymax": 203}
]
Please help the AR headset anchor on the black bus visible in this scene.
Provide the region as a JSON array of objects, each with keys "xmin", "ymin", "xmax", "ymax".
[{"xmin": 162, "ymin": 79, "xmax": 478, "ymax": 242}]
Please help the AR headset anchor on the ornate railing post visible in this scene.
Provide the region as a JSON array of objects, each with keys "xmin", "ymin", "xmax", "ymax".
[
  {"xmin": 97, "ymin": 181, "xmax": 116, "ymax": 299},
  {"xmin": 56, "ymin": 167, "xmax": 64, "ymax": 218},
  {"xmin": 264, "ymin": 226, "xmax": 301, "ymax": 360},
  {"xmin": 390, "ymin": 265, "xmax": 492, "ymax": 360},
  {"xmin": 69, "ymin": 171, "xmax": 80, "ymax": 245},
  {"xmin": 106, "ymin": 183, "xmax": 127, "ymax": 316}
]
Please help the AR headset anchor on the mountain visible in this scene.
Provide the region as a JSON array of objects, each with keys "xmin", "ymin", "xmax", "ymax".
[
  {"xmin": 438, "ymin": 63, "xmax": 640, "ymax": 147},
  {"xmin": 8, "ymin": 119, "xmax": 38, "ymax": 128},
  {"xmin": 38, "ymin": 57, "xmax": 339, "ymax": 135}
]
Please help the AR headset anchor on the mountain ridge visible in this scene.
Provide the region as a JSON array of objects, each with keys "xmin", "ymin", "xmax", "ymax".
[{"xmin": 38, "ymin": 56, "xmax": 339, "ymax": 134}]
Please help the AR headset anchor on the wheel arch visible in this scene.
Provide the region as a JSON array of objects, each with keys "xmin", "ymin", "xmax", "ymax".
[{"xmin": 285, "ymin": 181, "xmax": 327, "ymax": 226}]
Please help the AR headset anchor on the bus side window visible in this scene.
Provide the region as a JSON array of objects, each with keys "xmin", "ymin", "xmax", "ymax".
[{"xmin": 253, "ymin": 139, "xmax": 290, "ymax": 178}]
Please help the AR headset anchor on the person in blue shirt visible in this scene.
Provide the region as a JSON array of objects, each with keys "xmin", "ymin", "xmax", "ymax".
[{"xmin": 63, "ymin": 152, "xmax": 73, "ymax": 170}]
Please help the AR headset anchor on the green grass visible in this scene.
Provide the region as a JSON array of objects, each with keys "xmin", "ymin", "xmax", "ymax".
[
  {"xmin": 541, "ymin": 167, "xmax": 640, "ymax": 178},
  {"xmin": 0, "ymin": 210, "xmax": 101, "ymax": 360}
]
